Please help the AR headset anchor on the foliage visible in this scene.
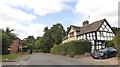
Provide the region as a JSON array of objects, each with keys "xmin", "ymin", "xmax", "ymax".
[
  {"xmin": 2, "ymin": 32, "xmax": 11, "ymax": 55},
  {"xmin": 40, "ymin": 29, "xmax": 53, "ymax": 53},
  {"xmin": 1, "ymin": 27, "xmax": 17, "ymax": 55},
  {"xmin": 34, "ymin": 37, "xmax": 42, "ymax": 52},
  {"xmin": 105, "ymin": 41, "xmax": 115, "ymax": 48},
  {"xmin": 51, "ymin": 40, "xmax": 92, "ymax": 57},
  {"xmin": 40, "ymin": 23, "xmax": 65, "ymax": 53},
  {"xmin": 113, "ymin": 31, "xmax": 120, "ymax": 56},
  {"xmin": 51, "ymin": 45, "xmax": 59, "ymax": 55},
  {"xmin": 112, "ymin": 27, "xmax": 120, "ymax": 34},
  {"xmin": 2, "ymin": 53, "xmax": 20, "ymax": 60},
  {"xmin": 22, "ymin": 35, "xmax": 35, "ymax": 49},
  {"xmin": 51, "ymin": 24, "xmax": 66, "ymax": 45},
  {"xmin": 0, "ymin": 29, "xmax": 2, "ymax": 55}
]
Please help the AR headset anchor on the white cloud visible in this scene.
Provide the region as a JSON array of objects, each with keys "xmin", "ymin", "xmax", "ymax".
[
  {"xmin": 28, "ymin": 23, "xmax": 45, "ymax": 39},
  {"xmin": 0, "ymin": 0, "xmax": 65, "ymax": 39},
  {"xmin": 75, "ymin": 0, "xmax": 119, "ymax": 27},
  {"xmin": 5, "ymin": 0, "xmax": 65, "ymax": 16},
  {"xmin": 0, "ymin": 19, "xmax": 45, "ymax": 39},
  {"xmin": 0, "ymin": 1, "xmax": 36, "ymax": 23}
]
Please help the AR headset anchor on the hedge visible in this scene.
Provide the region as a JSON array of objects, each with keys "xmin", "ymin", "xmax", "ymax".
[
  {"xmin": 51, "ymin": 40, "xmax": 92, "ymax": 57},
  {"xmin": 105, "ymin": 41, "xmax": 115, "ymax": 48}
]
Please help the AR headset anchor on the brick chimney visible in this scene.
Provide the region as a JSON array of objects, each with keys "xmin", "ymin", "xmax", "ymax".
[
  {"xmin": 67, "ymin": 27, "xmax": 70, "ymax": 31},
  {"xmin": 83, "ymin": 20, "xmax": 89, "ymax": 27}
]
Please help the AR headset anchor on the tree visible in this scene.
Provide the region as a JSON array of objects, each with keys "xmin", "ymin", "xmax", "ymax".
[
  {"xmin": 1, "ymin": 27, "xmax": 17, "ymax": 55},
  {"xmin": 35, "ymin": 37, "xmax": 42, "ymax": 52},
  {"xmin": 36, "ymin": 37, "xmax": 42, "ymax": 40},
  {"xmin": 40, "ymin": 23, "xmax": 65, "ymax": 53},
  {"xmin": 0, "ymin": 29, "xmax": 2, "ymax": 54},
  {"xmin": 113, "ymin": 31, "xmax": 120, "ymax": 56},
  {"xmin": 2, "ymin": 32, "xmax": 11, "ymax": 54},
  {"xmin": 22, "ymin": 35, "xmax": 35, "ymax": 48},
  {"xmin": 52, "ymin": 23, "xmax": 65, "ymax": 45},
  {"xmin": 40, "ymin": 30, "xmax": 54, "ymax": 52},
  {"xmin": 112, "ymin": 27, "xmax": 120, "ymax": 34},
  {"xmin": 5, "ymin": 27, "xmax": 16, "ymax": 41},
  {"xmin": 5, "ymin": 27, "xmax": 14, "ymax": 34}
]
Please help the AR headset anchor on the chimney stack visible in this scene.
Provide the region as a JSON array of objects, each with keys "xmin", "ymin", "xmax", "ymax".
[
  {"xmin": 83, "ymin": 20, "xmax": 89, "ymax": 27},
  {"xmin": 67, "ymin": 27, "xmax": 70, "ymax": 31}
]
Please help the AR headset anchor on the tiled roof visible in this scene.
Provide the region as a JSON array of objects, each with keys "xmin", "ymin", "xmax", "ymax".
[
  {"xmin": 62, "ymin": 35, "xmax": 68, "ymax": 40},
  {"xmin": 79, "ymin": 19, "xmax": 106, "ymax": 35},
  {"xmin": 67, "ymin": 25, "xmax": 81, "ymax": 34},
  {"xmin": 66, "ymin": 19, "xmax": 107, "ymax": 35}
]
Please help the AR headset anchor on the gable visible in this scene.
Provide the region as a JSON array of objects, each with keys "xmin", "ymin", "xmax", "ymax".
[
  {"xmin": 67, "ymin": 26, "xmax": 74, "ymax": 35},
  {"xmin": 69, "ymin": 27, "xmax": 76, "ymax": 33},
  {"xmin": 98, "ymin": 21, "xmax": 114, "ymax": 33},
  {"xmin": 67, "ymin": 25, "xmax": 80, "ymax": 35}
]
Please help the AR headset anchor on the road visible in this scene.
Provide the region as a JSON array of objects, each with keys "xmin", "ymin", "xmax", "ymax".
[{"xmin": 2, "ymin": 53, "xmax": 93, "ymax": 65}]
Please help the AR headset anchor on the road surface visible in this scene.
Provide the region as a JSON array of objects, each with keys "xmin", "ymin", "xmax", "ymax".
[{"xmin": 3, "ymin": 53, "xmax": 93, "ymax": 65}]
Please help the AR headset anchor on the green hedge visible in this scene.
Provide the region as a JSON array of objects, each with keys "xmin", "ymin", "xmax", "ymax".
[
  {"xmin": 105, "ymin": 41, "xmax": 115, "ymax": 48},
  {"xmin": 51, "ymin": 40, "xmax": 92, "ymax": 57}
]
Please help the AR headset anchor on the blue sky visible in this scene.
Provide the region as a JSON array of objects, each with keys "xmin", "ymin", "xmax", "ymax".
[
  {"xmin": 0, "ymin": 0, "xmax": 119, "ymax": 39},
  {"xmin": 28, "ymin": 2, "xmax": 83, "ymax": 28}
]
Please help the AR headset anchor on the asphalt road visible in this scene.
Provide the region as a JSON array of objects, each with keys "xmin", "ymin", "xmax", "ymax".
[{"xmin": 3, "ymin": 53, "xmax": 93, "ymax": 65}]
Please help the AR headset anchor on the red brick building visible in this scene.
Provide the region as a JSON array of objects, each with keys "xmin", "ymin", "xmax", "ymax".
[{"xmin": 9, "ymin": 38, "xmax": 22, "ymax": 53}]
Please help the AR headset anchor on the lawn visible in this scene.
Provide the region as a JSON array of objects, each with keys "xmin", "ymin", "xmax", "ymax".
[{"xmin": 1, "ymin": 53, "xmax": 20, "ymax": 60}]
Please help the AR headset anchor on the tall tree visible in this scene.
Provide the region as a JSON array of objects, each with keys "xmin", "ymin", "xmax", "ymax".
[
  {"xmin": 35, "ymin": 37, "xmax": 42, "ymax": 51},
  {"xmin": 5, "ymin": 27, "xmax": 17, "ymax": 43},
  {"xmin": 5, "ymin": 27, "xmax": 14, "ymax": 34},
  {"xmin": 22, "ymin": 35, "xmax": 35, "ymax": 47},
  {"xmin": 2, "ymin": 32, "xmax": 11, "ymax": 54},
  {"xmin": 1, "ymin": 27, "xmax": 16, "ymax": 55},
  {"xmin": 40, "ymin": 23, "xmax": 65, "ymax": 53},
  {"xmin": 41, "ymin": 29, "xmax": 54, "ymax": 52},
  {"xmin": 51, "ymin": 23, "xmax": 65, "ymax": 45}
]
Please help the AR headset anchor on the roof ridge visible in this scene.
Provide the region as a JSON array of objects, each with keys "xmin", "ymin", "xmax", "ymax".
[
  {"xmin": 70, "ymin": 25, "xmax": 80, "ymax": 27},
  {"xmin": 92, "ymin": 18, "xmax": 106, "ymax": 24}
]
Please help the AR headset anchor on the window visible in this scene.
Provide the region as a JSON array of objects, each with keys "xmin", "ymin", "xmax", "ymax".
[
  {"xmin": 83, "ymin": 34, "xmax": 86, "ymax": 39},
  {"xmin": 69, "ymin": 32, "xmax": 74, "ymax": 38},
  {"xmin": 93, "ymin": 33, "xmax": 95, "ymax": 35},
  {"xmin": 100, "ymin": 32, "xmax": 104, "ymax": 37}
]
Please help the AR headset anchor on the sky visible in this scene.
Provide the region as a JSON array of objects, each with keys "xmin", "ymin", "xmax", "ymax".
[{"xmin": 0, "ymin": 0, "xmax": 119, "ymax": 39}]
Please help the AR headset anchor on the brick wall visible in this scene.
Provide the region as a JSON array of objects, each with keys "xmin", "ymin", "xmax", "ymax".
[{"xmin": 10, "ymin": 39, "xmax": 20, "ymax": 53}]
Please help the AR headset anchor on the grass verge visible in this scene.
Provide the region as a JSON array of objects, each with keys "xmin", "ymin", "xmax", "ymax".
[{"xmin": 1, "ymin": 53, "xmax": 20, "ymax": 60}]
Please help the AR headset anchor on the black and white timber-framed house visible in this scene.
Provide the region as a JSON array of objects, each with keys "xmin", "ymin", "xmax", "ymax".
[{"xmin": 62, "ymin": 19, "xmax": 115, "ymax": 53}]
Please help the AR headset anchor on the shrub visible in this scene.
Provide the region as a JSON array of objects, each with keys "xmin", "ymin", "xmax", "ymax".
[
  {"xmin": 105, "ymin": 41, "xmax": 115, "ymax": 48},
  {"xmin": 51, "ymin": 40, "xmax": 92, "ymax": 57},
  {"xmin": 51, "ymin": 45, "xmax": 60, "ymax": 55}
]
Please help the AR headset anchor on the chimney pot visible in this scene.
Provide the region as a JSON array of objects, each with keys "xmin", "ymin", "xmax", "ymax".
[{"xmin": 83, "ymin": 20, "xmax": 89, "ymax": 26}]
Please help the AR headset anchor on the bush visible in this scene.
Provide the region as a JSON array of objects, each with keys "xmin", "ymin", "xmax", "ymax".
[
  {"xmin": 51, "ymin": 40, "xmax": 92, "ymax": 57},
  {"xmin": 51, "ymin": 45, "xmax": 60, "ymax": 55},
  {"xmin": 105, "ymin": 41, "xmax": 115, "ymax": 48}
]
